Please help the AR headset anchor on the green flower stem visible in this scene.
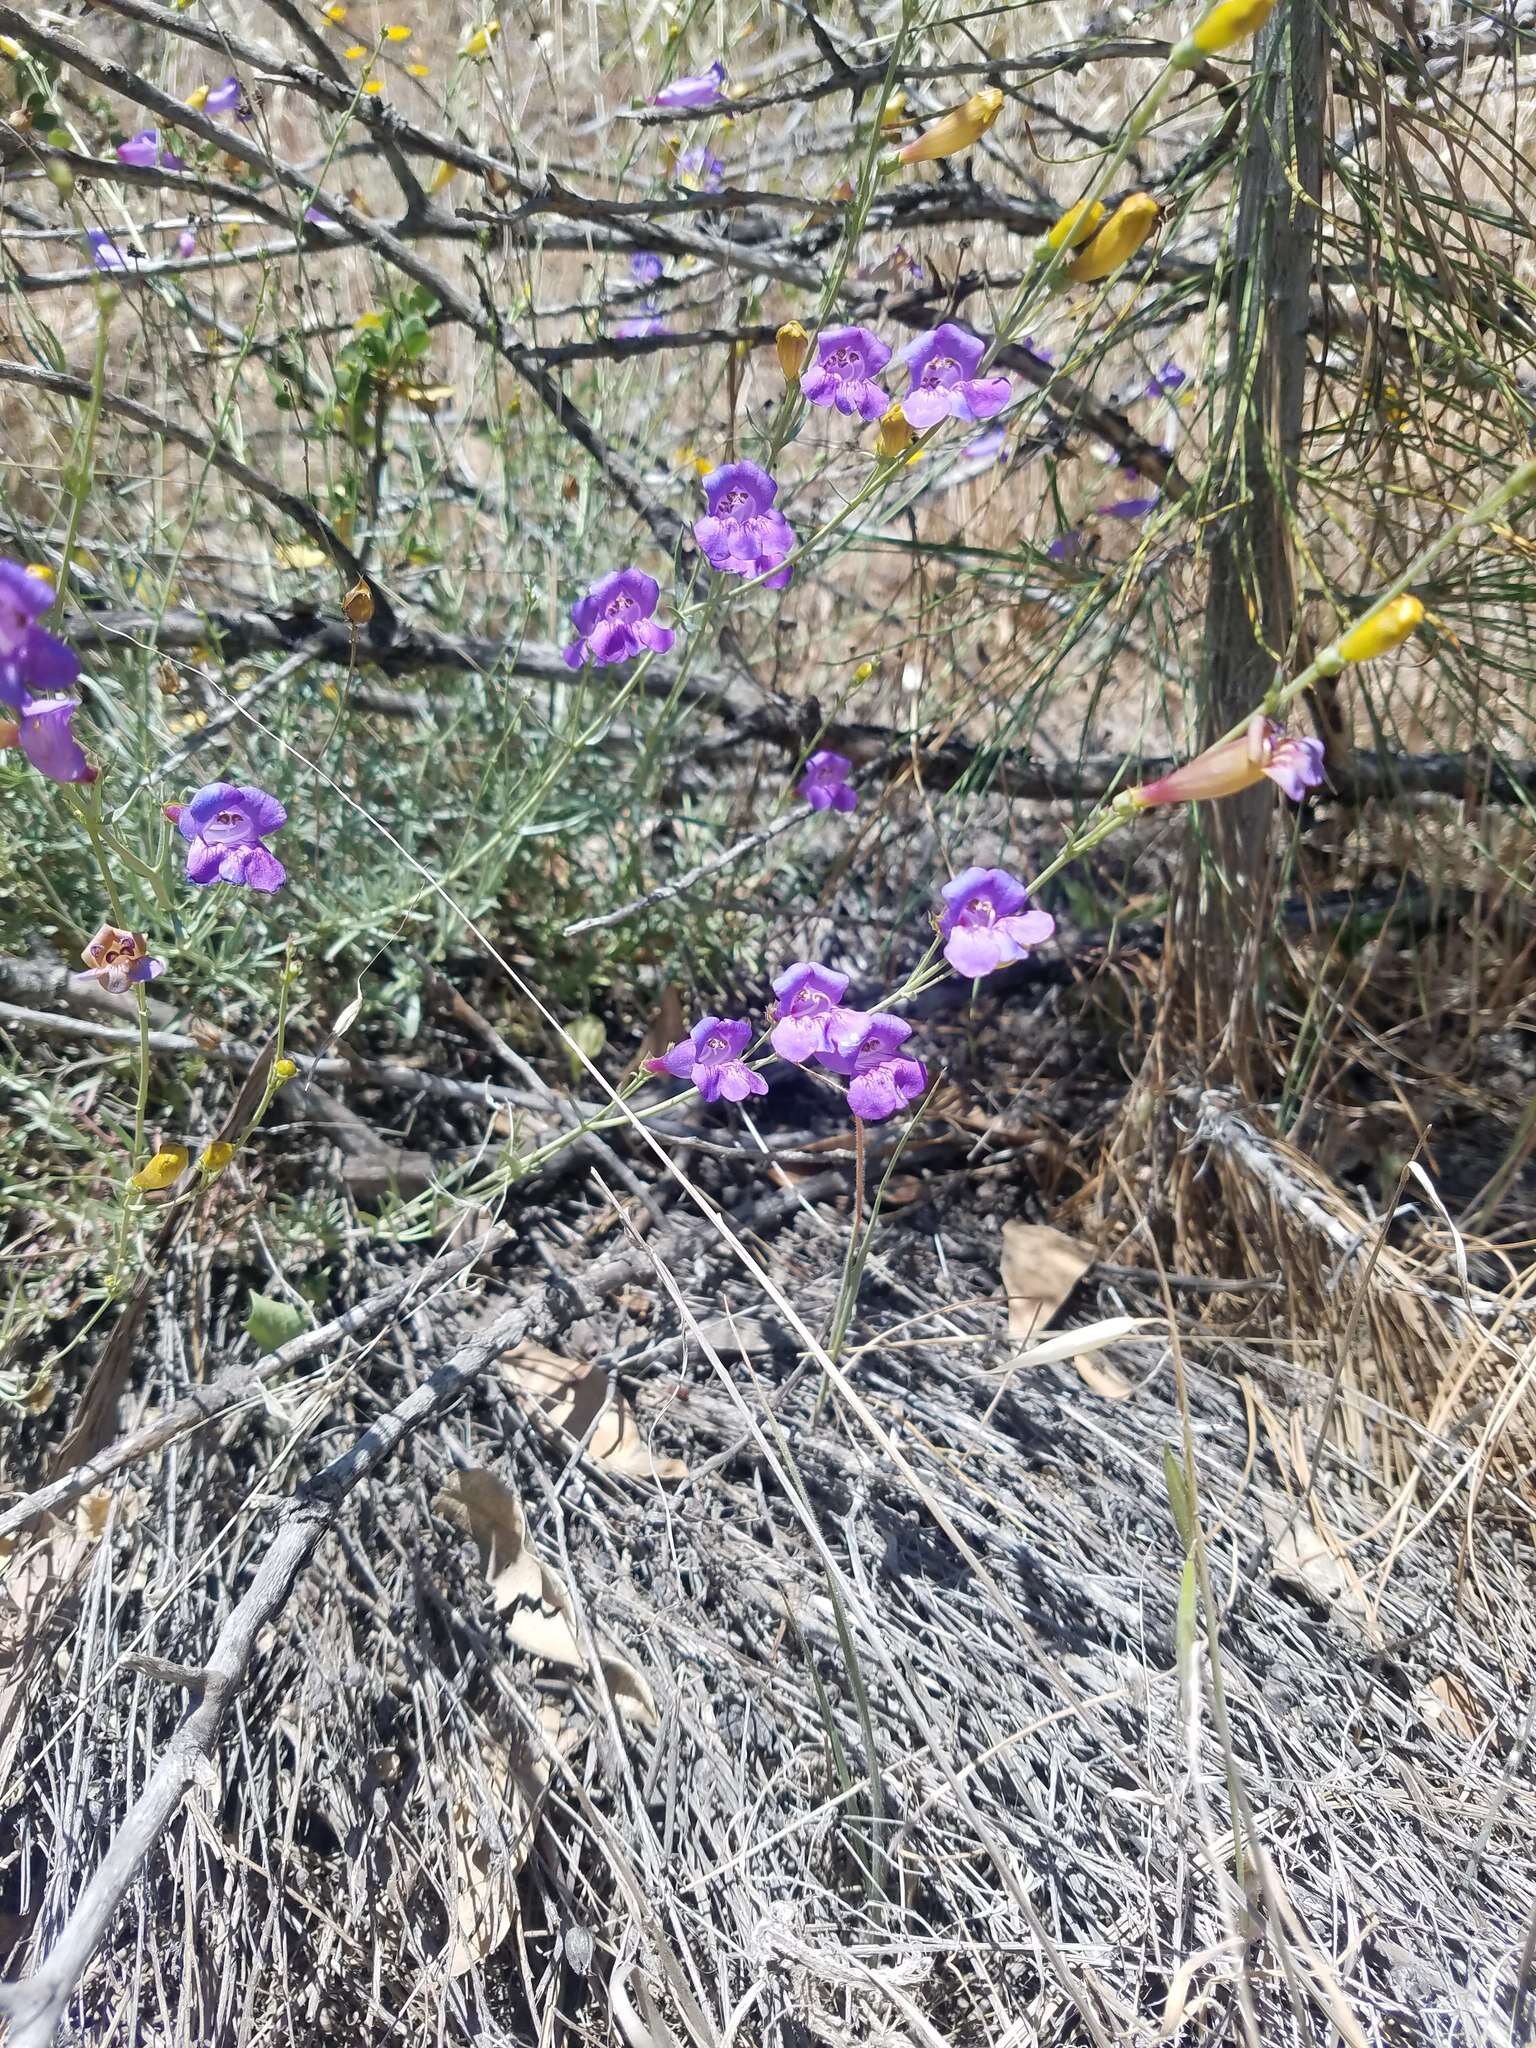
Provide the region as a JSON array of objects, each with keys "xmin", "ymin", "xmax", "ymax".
[{"xmin": 54, "ymin": 294, "xmax": 114, "ymax": 613}]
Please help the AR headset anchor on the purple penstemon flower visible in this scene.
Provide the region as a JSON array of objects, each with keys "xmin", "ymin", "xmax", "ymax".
[
  {"xmin": 800, "ymin": 325, "xmax": 892, "ymax": 423},
  {"xmin": 646, "ymin": 1016, "xmax": 767, "ymax": 1102},
  {"xmin": 818, "ymin": 1011, "xmax": 929, "ymax": 1122},
  {"xmin": 117, "ymin": 129, "xmax": 184, "ymax": 170},
  {"xmin": 74, "ymin": 924, "xmax": 166, "ymax": 994},
  {"xmin": 694, "ymin": 462, "xmax": 796, "ymax": 589},
  {"xmin": 205, "ymin": 75, "xmax": 243, "ymax": 117},
  {"xmin": 86, "ymin": 230, "xmax": 133, "ymax": 274},
  {"xmin": 176, "ymin": 228, "xmax": 199, "ymax": 259},
  {"xmin": 630, "ymin": 251, "xmax": 664, "ymax": 285},
  {"xmin": 1132, "ymin": 715, "xmax": 1325, "ymax": 807},
  {"xmin": 0, "ymin": 694, "xmax": 95, "ymax": 784},
  {"xmin": 800, "ymin": 750, "xmax": 857, "ymax": 813},
  {"xmin": 563, "ymin": 568, "xmax": 676, "ymax": 668},
  {"xmin": 174, "ymin": 781, "xmax": 288, "ymax": 891},
  {"xmin": 938, "ymin": 868, "xmax": 1055, "ymax": 978},
  {"xmin": 676, "ymin": 145, "xmax": 725, "ymax": 193},
  {"xmin": 1046, "ymin": 529, "xmax": 1088, "ymax": 564},
  {"xmin": 652, "ymin": 61, "xmax": 727, "ymax": 109},
  {"xmin": 613, "ymin": 305, "xmax": 670, "ymax": 339},
  {"xmin": 1145, "ymin": 359, "xmax": 1187, "ymax": 399},
  {"xmin": 770, "ymin": 963, "xmax": 851, "ymax": 1063},
  {"xmin": 899, "ymin": 322, "xmax": 1011, "ymax": 431}
]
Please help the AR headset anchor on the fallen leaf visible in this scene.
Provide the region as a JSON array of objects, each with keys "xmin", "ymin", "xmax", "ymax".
[
  {"xmin": 437, "ymin": 1468, "xmax": 657, "ymax": 1727},
  {"xmin": 1073, "ymin": 1351, "xmax": 1134, "ymax": 1399},
  {"xmin": 1262, "ymin": 1504, "xmax": 1374, "ymax": 1633},
  {"xmin": 446, "ymin": 1731, "xmax": 545, "ymax": 1975},
  {"xmin": 1000, "ymin": 1221, "xmax": 1092, "ymax": 1345},
  {"xmin": 1417, "ymin": 1673, "xmax": 1487, "ymax": 1743},
  {"xmin": 504, "ymin": 1343, "xmax": 687, "ymax": 1484},
  {"xmin": 244, "ymin": 1292, "xmax": 307, "ymax": 1354},
  {"xmin": 634, "ymin": 985, "xmax": 686, "ymax": 1073}
]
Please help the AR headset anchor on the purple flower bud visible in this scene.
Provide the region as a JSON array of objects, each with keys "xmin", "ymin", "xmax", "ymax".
[
  {"xmin": 818, "ymin": 1011, "xmax": 928, "ymax": 1121},
  {"xmin": 646, "ymin": 1015, "xmax": 767, "ymax": 1103},
  {"xmin": 799, "ymin": 750, "xmax": 857, "ymax": 814},
  {"xmin": 1145, "ymin": 359, "xmax": 1187, "ymax": 399},
  {"xmin": 630, "ymin": 251, "xmax": 665, "ymax": 285},
  {"xmin": 899, "ymin": 323, "xmax": 1011, "ymax": 431},
  {"xmin": 563, "ymin": 568, "xmax": 676, "ymax": 668},
  {"xmin": 651, "ymin": 61, "xmax": 727, "ymax": 110},
  {"xmin": 938, "ymin": 868, "xmax": 1055, "ymax": 979},
  {"xmin": 694, "ymin": 462, "xmax": 795, "ymax": 588},
  {"xmin": 769, "ymin": 963, "xmax": 851, "ymax": 1063},
  {"xmin": 1046, "ymin": 529, "xmax": 1087, "ymax": 563},
  {"xmin": 1097, "ymin": 492, "xmax": 1160, "ymax": 520},
  {"xmin": 176, "ymin": 229, "xmax": 199, "ymax": 259},
  {"xmin": 176, "ymin": 781, "xmax": 288, "ymax": 891},
  {"xmin": 800, "ymin": 325, "xmax": 892, "ymax": 423},
  {"xmin": 86, "ymin": 230, "xmax": 132, "ymax": 274},
  {"xmin": 117, "ymin": 129, "xmax": 184, "ymax": 170}
]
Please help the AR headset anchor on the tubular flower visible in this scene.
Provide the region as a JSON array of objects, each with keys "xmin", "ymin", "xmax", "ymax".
[
  {"xmin": 770, "ymin": 963, "xmax": 852, "ymax": 1064},
  {"xmin": 1175, "ymin": 0, "xmax": 1280, "ymax": 61},
  {"xmin": 613, "ymin": 306, "xmax": 669, "ymax": 339},
  {"xmin": 74, "ymin": 925, "xmax": 165, "ymax": 993},
  {"xmin": 874, "ymin": 402, "xmax": 915, "ymax": 459},
  {"xmin": 646, "ymin": 1016, "xmax": 767, "ymax": 1103},
  {"xmin": 651, "ymin": 61, "xmax": 727, "ymax": 109},
  {"xmin": 799, "ymin": 750, "xmax": 857, "ymax": 813},
  {"xmin": 204, "ymin": 75, "xmax": 243, "ymax": 116},
  {"xmin": 1132, "ymin": 715, "xmax": 1325, "ymax": 807},
  {"xmin": 0, "ymin": 696, "xmax": 94, "ymax": 782},
  {"xmin": 117, "ymin": 129, "xmax": 184, "ymax": 170},
  {"xmin": 1046, "ymin": 197, "xmax": 1105, "ymax": 252},
  {"xmin": 1335, "ymin": 593, "xmax": 1425, "ymax": 665},
  {"xmin": 130, "ymin": 1145, "xmax": 188, "ymax": 1192},
  {"xmin": 896, "ymin": 87, "xmax": 1004, "ymax": 165},
  {"xmin": 630, "ymin": 250, "xmax": 664, "ymax": 285},
  {"xmin": 818, "ymin": 1012, "xmax": 928, "ymax": 1121},
  {"xmin": 776, "ymin": 321, "xmax": 810, "ymax": 382},
  {"xmin": 676, "ymin": 144, "xmax": 725, "ymax": 192},
  {"xmin": 938, "ymin": 868, "xmax": 1055, "ymax": 978},
  {"xmin": 177, "ymin": 781, "xmax": 288, "ymax": 890},
  {"xmin": 694, "ymin": 462, "xmax": 796, "ymax": 588},
  {"xmin": 1065, "ymin": 193, "xmax": 1159, "ymax": 283},
  {"xmin": 563, "ymin": 568, "xmax": 676, "ymax": 668},
  {"xmin": 800, "ymin": 324, "xmax": 891, "ymax": 422},
  {"xmin": 899, "ymin": 323, "xmax": 1010, "ymax": 430},
  {"xmin": 200, "ymin": 1140, "xmax": 236, "ymax": 1175},
  {"xmin": 462, "ymin": 22, "xmax": 500, "ymax": 58}
]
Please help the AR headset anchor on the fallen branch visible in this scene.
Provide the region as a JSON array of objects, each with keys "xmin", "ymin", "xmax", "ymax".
[{"xmin": 0, "ymin": 1247, "xmax": 643, "ymax": 2048}]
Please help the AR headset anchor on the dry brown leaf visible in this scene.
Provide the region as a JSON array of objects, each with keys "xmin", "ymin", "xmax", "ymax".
[
  {"xmin": 446, "ymin": 1732, "xmax": 545, "ymax": 1975},
  {"xmin": 1073, "ymin": 1351, "xmax": 1134, "ymax": 1399},
  {"xmin": 437, "ymin": 1468, "xmax": 658, "ymax": 1728},
  {"xmin": 504, "ymin": 1343, "xmax": 687, "ymax": 1484},
  {"xmin": 1417, "ymin": 1673, "xmax": 1488, "ymax": 1743},
  {"xmin": 634, "ymin": 985, "xmax": 687, "ymax": 1074},
  {"xmin": 1262, "ymin": 1505, "xmax": 1376, "ymax": 1636},
  {"xmin": 1000, "ymin": 1221, "xmax": 1092, "ymax": 1345}
]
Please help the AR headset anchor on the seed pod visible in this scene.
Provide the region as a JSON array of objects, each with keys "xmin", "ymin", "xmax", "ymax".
[{"xmin": 343, "ymin": 578, "xmax": 375, "ymax": 626}]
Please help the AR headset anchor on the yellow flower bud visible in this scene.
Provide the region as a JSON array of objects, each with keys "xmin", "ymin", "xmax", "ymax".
[
  {"xmin": 880, "ymin": 90, "xmax": 908, "ymax": 130},
  {"xmin": 1046, "ymin": 197, "xmax": 1105, "ymax": 252},
  {"xmin": 1337, "ymin": 593, "xmax": 1424, "ymax": 664},
  {"xmin": 896, "ymin": 88, "xmax": 1004, "ymax": 165},
  {"xmin": 1065, "ymin": 193, "xmax": 1159, "ymax": 283},
  {"xmin": 874, "ymin": 402, "xmax": 915, "ymax": 459},
  {"xmin": 130, "ymin": 1146, "xmax": 188, "ymax": 1192},
  {"xmin": 775, "ymin": 321, "xmax": 809, "ymax": 381},
  {"xmin": 430, "ymin": 160, "xmax": 458, "ymax": 194},
  {"xmin": 273, "ymin": 1057, "xmax": 298, "ymax": 1081},
  {"xmin": 462, "ymin": 20, "xmax": 500, "ymax": 58},
  {"xmin": 200, "ymin": 1141, "xmax": 235, "ymax": 1175},
  {"xmin": 1177, "ymin": 0, "xmax": 1280, "ymax": 60},
  {"xmin": 185, "ymin": 84, "xmax": 210, "ymax": 110}
]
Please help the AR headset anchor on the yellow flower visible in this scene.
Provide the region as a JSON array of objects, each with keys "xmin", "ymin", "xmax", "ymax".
[
  {"xmin": 874, "ymin": 402, "xmax": 915, "ymax": 459},
  {"xmin": 25, "ymin": 562, "xmax": 55, "ymax": 587},
  {"xmin": 1336, "ymin": 594, "xmax": 1424, "ymax": 664},
  {"xmin": 430, "ymin": 161, "xmax": 458, "ymax": 193},
  {"xmin": 775, "ymin": 321, "xmax": 809, "ymax": 382},
  {"xmin": 273, "ymin": 1057, "xmax": 298, "ymax": 1081},
  {"xmin": 1065, "ymin": 193, "xmax": 1159, "ymax": 283},
  {"xmin": 383, "ymin": 24, "xmax": 412, "ymax": 41},
  {"xmin": 355, "ymin": 310, "xmax": 385, "ymax": 331},
  {"xmin": 463, "ymin": 20, "xmax": 500, "ymax": 57},
  {"xmin": 130, "ymin": 1146, "xmax": 188, "ymax": 1192},
  {"xmin": 0, "ymin": 34, "xmax": 22, "ymax": 59},
  {"xmin": 363, "ymin": 79, "xmax": 384, "ymax": 94},
  {"xmin": 1177, "ymin": 0, "xmax": 1280, "ymax": 59},
  {"xmin": 200, "ymin": 1141, "xmax": 235, "ymax": 1175},
  {"xmin": 896, "ymin": 88, "xmax": 1004, "ymax": 165},
  {"xmin": 185, "ymin": 84, "xmax": 210, "ymax": 109},
  {"xmin": 344, "ymin": 44, "xmax": 368, "ymax": 60},
  {"xmin": 321, "ymin": 3, "xmax": 347, "ymax": 22},
  {"xmin": 407, "ymin": 62, "xmax": 430, "ymax": 76},
  {"xmin": 1046, "ymin": 197, "xmax": 1105, "ymax": 253}
]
